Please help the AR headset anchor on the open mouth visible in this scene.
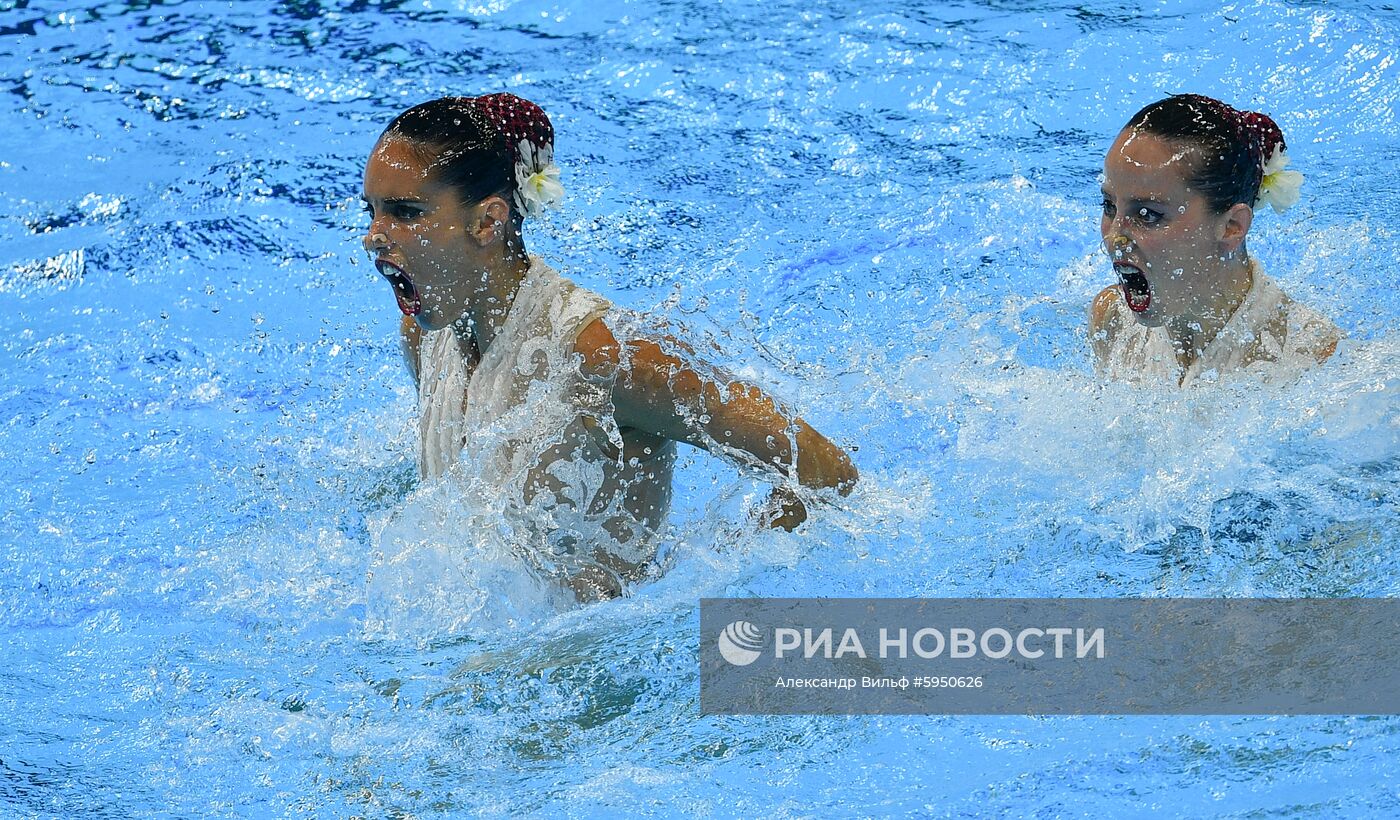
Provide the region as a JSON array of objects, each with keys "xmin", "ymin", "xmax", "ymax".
[
  {"xmin": 1115, "ymin": 264, "xmax": 1151, "ymax": 313},
  {"xmin": 376, "ymin": 259, "xmax": 420, "ymax": 317}
]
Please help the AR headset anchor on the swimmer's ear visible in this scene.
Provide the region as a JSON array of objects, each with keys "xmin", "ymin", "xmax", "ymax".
[
  {"xmin": 1218, "ymin": 202, "xmax": 1253, "ymax": 254},
  {"xmin": 469, "ymin": 195, "xmax": 513, "ymax": 246}
]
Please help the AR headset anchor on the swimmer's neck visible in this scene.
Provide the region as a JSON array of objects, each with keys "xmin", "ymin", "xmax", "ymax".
[
  {"xmin": 1164, "ymin": 254, "xmax": 1253, "ymax": 378},
  {"xmin": 452, "ymin": 245, "xmax": 532, "ymax": 355}
]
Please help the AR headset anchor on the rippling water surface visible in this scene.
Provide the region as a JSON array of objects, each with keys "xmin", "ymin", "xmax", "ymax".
[{"xmin": 2, "ymin": 0, "xmax": 1399, "ymax": 815}]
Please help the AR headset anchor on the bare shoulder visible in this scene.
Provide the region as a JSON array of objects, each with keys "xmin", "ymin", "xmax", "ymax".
[
  {"xmin": 400, "ymin": 315, "xmax": 422, "ymax": 384},
  {"xmin": 574, "ymin": 315, "xmax": 715, "ymax": 437},
  {"xmin": 1089, "ymin": 285, "xmax": 1125, "ymax": 364},
  {"xmin": 1280, "ymin": 295, "xmax": 1342, "ymax": 365},
  {"xmin": 1090, "ymin": 285, "xmax": 1124, "ymax": 329},
  {"xmin": 574, "ymin": 316, "xmax": 621, "ymax": 374},
  {"xmin": 578, "ymin": 315, "xmax": 856, "ymax": 496},
  {"xmin": 574, "ymin": 316, "xmax": 699, "ymax": 380}
]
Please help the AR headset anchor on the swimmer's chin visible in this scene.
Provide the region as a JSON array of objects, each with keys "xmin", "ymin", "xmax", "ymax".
[
  {"xmin": 410, "ymin": 311, "xmax": 446, "ymax": 332},
  {"xmin": 1125, "ymin": 306, "xmax": 1167, "ymax": 328},
  {"xmin": 410, "ymin": 307, "xmax": 470, "ymax": 334}
]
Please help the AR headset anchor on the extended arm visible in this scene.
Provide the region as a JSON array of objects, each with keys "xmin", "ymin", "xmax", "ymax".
[{"xmin": 576, "ymin": 319, "xmax": 857, "ymax": 527}]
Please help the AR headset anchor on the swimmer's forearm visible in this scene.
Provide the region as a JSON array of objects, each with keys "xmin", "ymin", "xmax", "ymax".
[
  {"xmin": 683, "ymin": 380, "xmax": 857, "ymax": 494},
  {"xmin": 600, "ymin": 332, "xmax": 857, "ymax": 492}
]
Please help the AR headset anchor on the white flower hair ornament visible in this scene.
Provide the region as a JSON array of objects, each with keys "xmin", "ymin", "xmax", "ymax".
[
  {"xmin": 513, "ymin": 138, "xmax": 564, "ymax": 218},
  {"xmin": 1255, "ymin": 147, "xmax": 1304, "ymax": 214}
]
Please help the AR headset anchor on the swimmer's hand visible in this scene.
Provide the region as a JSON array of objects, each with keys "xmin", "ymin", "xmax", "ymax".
[{"xmin": 758, "ymin": 486, "xmax": 807, "ymax": 531}]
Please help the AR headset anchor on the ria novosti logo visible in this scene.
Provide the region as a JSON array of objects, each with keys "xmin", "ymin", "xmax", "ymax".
[
  {"xmin": 716, "ymin": 621, "xmax": 1107, "ymax": 666},
  {"xmin": 717, "ymin": 620, "xmax": 765, "ymax": 666}
]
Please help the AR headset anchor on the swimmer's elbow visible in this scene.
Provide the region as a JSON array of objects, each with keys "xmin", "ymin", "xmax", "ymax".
[
  {"xmin": 833, "ymin": 454, "xmax": 859, "ymax": 496},
  {"xmin": 1315, "ymin": 329, "xmax": 1341, "ymax": 364},
  {"xmin": 1298, "ymin": 319, "xmax": 1342, "ymax": 366}
]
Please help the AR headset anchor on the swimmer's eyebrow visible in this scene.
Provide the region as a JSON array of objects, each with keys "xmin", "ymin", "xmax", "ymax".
[
  {"xmin": 361, "ymin": 195, "xmax": 426, "ymax": 205},
  {"xmin": 1100, "ymin": 187, "xmax": 1167, "ymax": 205}
]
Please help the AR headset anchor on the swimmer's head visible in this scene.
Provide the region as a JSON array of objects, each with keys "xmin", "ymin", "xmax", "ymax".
[
  {"xmin": 362, "ymin": 94, "xmax": 558, "ymax": 329},
  {"xmin": 1100, "ymin": 95, "xmax": 1279, "ymax": 326},
  {"xmin": 1122, "ymin": 94, "xmax": 1287, "ymax": 214},
  {"xmin": 376, "ymin": 94, "xmax": 558, "ymax": 223}
]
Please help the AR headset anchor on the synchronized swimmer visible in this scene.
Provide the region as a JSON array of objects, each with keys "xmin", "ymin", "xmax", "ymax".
[
  {"xmin": 1091, "ymin": 94, "xmax": 1340, "ymax": 386},
  {"xmin": 361, "ymin": 94, "xmax": 857, "ymax": 601},
  {"xmin": 359, "ymin": 91, "xmax": 1344, "ymax": 602}
]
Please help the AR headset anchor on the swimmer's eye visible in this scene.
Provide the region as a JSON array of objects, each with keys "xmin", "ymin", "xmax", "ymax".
[
  {"xmin": 361, "ymin": 202, "xmax": 425, "ymax": 221},
  {"xmin": 1101, "ymin": 198, "xmax": 1116, "ymax": 218},
  {"xmin": 1135, "ymin": 206, "xmax": 1163, "ymax": 225}
]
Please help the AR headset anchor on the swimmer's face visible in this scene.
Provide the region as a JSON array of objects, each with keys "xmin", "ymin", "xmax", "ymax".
[
  {"xmin": 361, "ymin": 137, "xmax": 501, "ymax": 331},
  {"xmin": 1100, "ymin": 129, "xmax": 1250, "ymax": 327}
]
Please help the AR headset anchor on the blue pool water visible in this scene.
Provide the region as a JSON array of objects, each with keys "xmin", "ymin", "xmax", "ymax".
[{"xmin": 3, "ymin": 0, "xmax": 1400, "ymax": 815}]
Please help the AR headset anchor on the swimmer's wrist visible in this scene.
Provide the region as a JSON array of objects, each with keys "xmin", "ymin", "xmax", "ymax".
[{"xmin": 758, "ymin": 486, "xmax": 807, "ymax": 531}]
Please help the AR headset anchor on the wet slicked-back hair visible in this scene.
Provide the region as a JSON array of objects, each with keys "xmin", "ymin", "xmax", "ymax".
[
  {"xmin": 1125, "ymin": 94, "xmax": 1286, "ymax": 213},
  {"xmin": 378, "ymin": 94, "xmax": 554, "ymax": 218}
]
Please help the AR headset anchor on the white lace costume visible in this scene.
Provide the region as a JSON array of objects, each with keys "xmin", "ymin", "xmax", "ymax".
[
  {"xmin": 415, "ymin": 256, "xmax": 662, "ymax": 580},
  {"xmin": 1097, "ymin": 259, "xmax": 1340, "ymax": 386}
]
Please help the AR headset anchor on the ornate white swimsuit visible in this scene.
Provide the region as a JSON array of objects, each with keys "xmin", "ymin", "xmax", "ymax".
[
  {"xmin": 1098, "ymin": 260, "xmax": 1341, "ymax": 386},
  {"xmin": 414, "ymin": 256, "xmax": 660, "ymax": 580}
]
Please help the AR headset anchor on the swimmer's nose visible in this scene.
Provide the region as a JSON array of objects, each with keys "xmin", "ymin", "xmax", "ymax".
[
  {"xmin": 364, "ymin": 231, "xmax": 389, "ymax": 253},
  {"xmin": 1105, "ymin": 231, "xmax": 1134, "ymax": 256}
]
